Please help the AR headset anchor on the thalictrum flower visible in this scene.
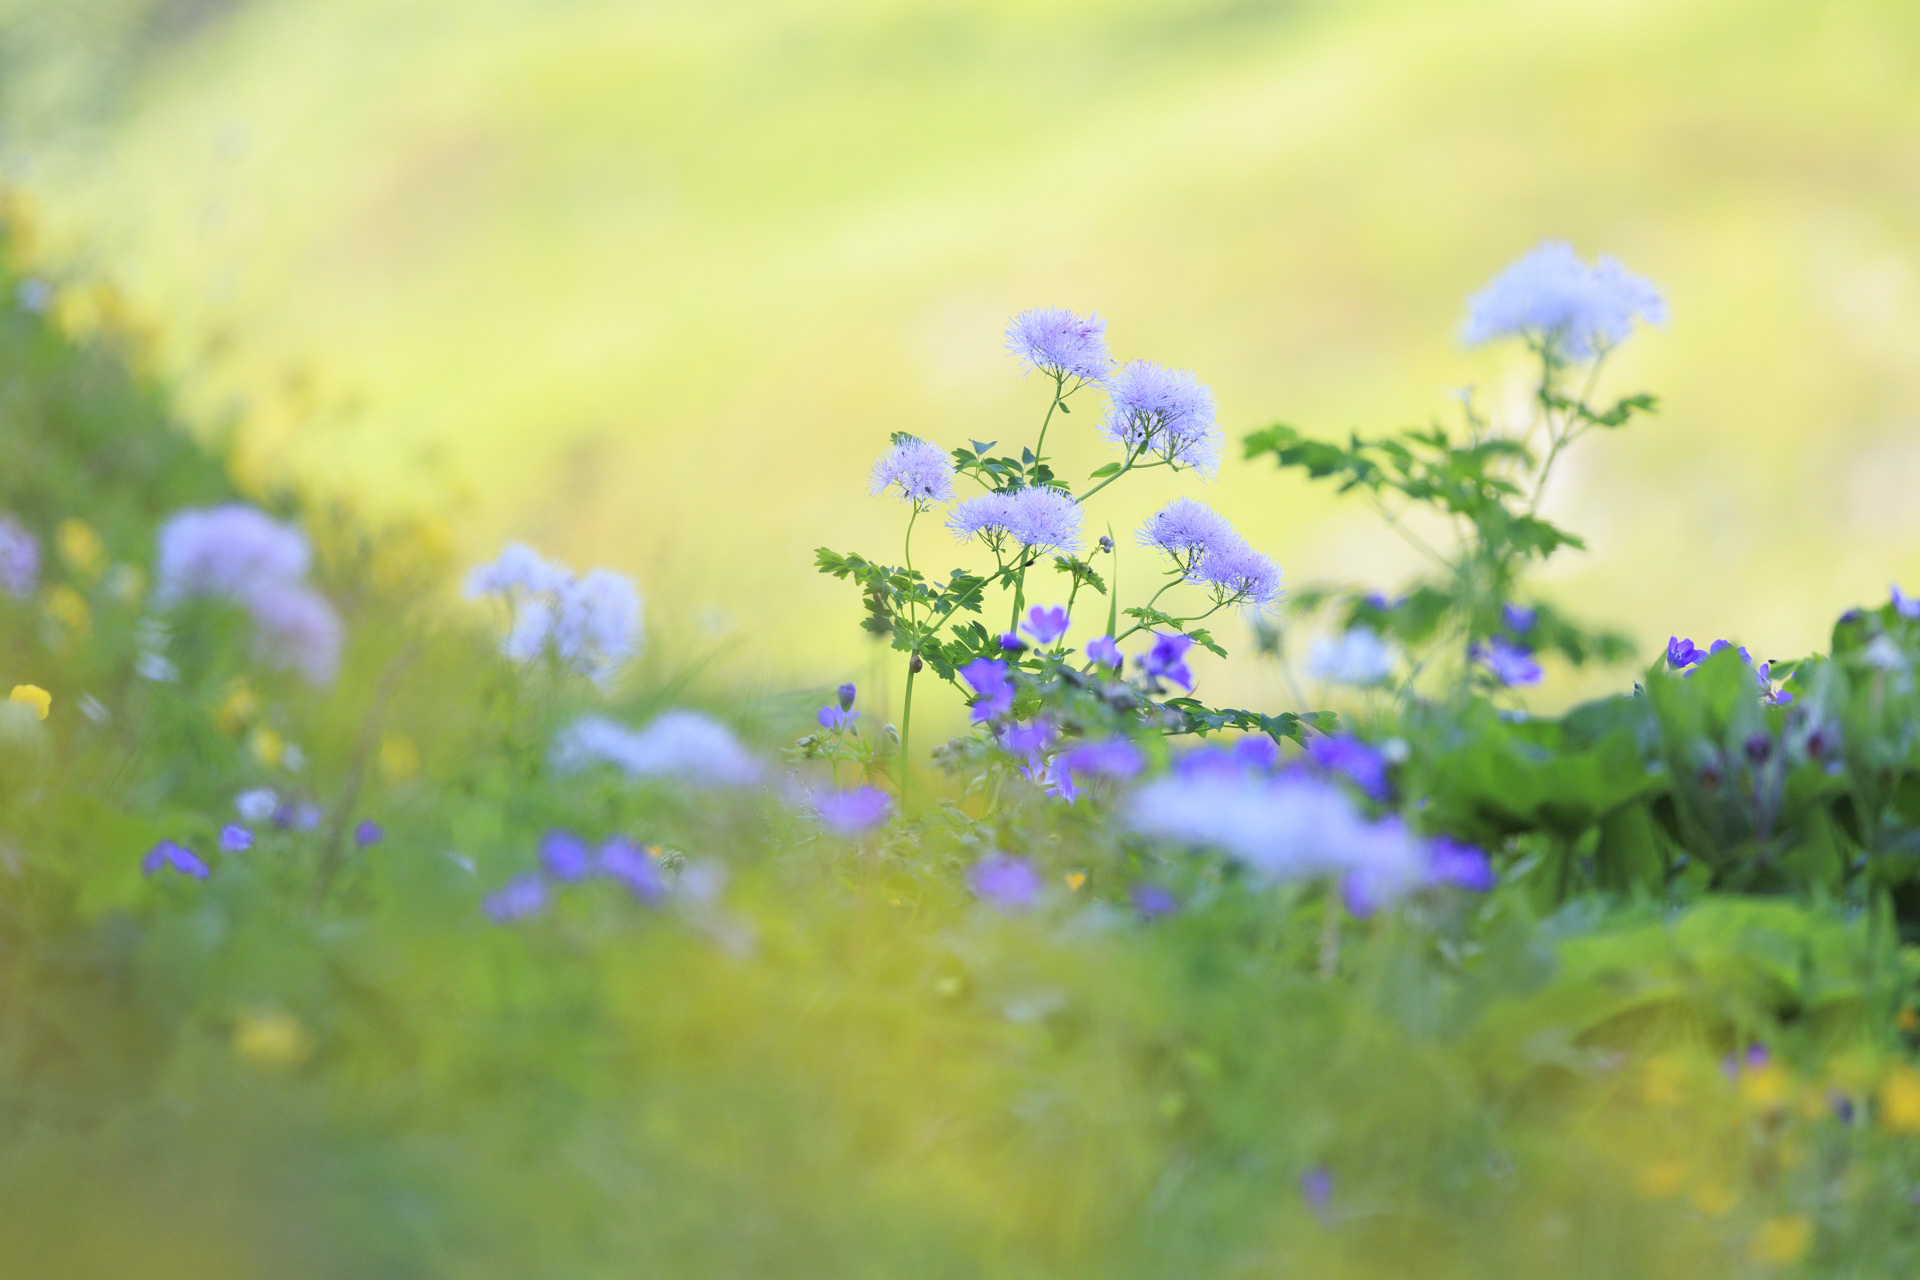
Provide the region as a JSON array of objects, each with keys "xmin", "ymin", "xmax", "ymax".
[
  {"xmin": 1100, "ymin": 361, "xmax": 1221, "ymax": 474},
  {"xmin": 1005, "ymin": 487, "xmax": 1083, "ymax": 554},
  {"xmin": 154, "ymin": 505, "xmax": 312, "ymax": 607},
  {"xmin": 1461, "ymin": 241, "xmax": 1666, "ymax": 359},
  {"xmin": 813, "ymin": 786, "xmax": 893, "ymax": 836},
  {"xmin": 960, "ymin": 658, "xmax": 1013, "ymax": 723},
  {"xmin": 1005, "ymin": 308, "xmax": 1112, "ymax": 385},
  {"xmin": 1194, "ymin": 540, "xmax": 1284, "ymax": 610},
  {"xmin": 1473, "ymin": 637, "xmax": 1543, "ymax": 687},
  {"xmin": 1137, "ymin": 498, "xmax": 1235, "ymax": 568},
  {"xmin": 868, "ymin": 437, "xmax": 956, "ymax": 505},
  {"xmin": 1084, "ymin": 635, "xmax": 1123, "ymax": 669},
  {"xmin": 1022, "ymin": 604, "xmax": 1069, "ymax": 646},
  {"xmin": 219, "ymin": 825, "xmax": 254, "ymax": 853},
  {"xmin": 141, "ymin": 840, "xmax": 209, "ymax": 880},
  {"xmin": 483, "ymin": 873, "xmax": 549, "ymax": 923},
  {"xmin": 1140, "ymin": 632, "xmax": 1195, "ymax": 692},
  {"xmin": 969, "ymin": 854, "xmax": 1042, "ymax": 912},
  {"xmin": 551, "ymin": 711, "xmax": 764, "ymax": 787},
  {"xmin": 540, "ymin": 829, "xmax": 593, "ymax": 881}
]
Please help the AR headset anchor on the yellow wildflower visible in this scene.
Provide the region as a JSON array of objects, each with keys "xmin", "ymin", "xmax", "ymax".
[
  {"xmin": 1748, "ymin": 1215, "xmax": 1813, "ymax": 1266},
  {"xmin": 1065, "ymin": 872, "xmax": 1087, "ymax": 891},
  {"xmin": 233, "ymin": 1010, "xmax": 314, "ymax": 1071},
  {"xmin": 8, "ymin": 684, "xmax": 51, "ymax": 720},
  {"xmin": 1690, "ymin": 1182, "xmax": 1739, "ymax": 1217},
  {"xmin": 378, "ymin": 732, "xmax": 421, "ymax": 783},
  {"xmin": 250, "ymin": 725, "xmax": 285, "ymax": 769},
  {"xmin": 214, "ymin": 679, "xmax": 259, "ymax": 734},
  {"xmin": 1635, "ymin": 1159, "xmax": 1688, "ymax": 1198},
  {"xmin": 41, "ymin": 585, "xmax": 90, "ymax": 643},
  {"xmin": 1740, "ymin": 1063, "xmax": 1791, "ymax": 1111},
  {"xmin": 56, "ymin": 519, "xmax": 105, "ymax": 581},
  {"xmin": 1878, "ymin": 1064, "xmax": 1920, "ymax": 1133}
]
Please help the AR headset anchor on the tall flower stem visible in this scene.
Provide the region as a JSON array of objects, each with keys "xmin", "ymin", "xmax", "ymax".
[
  {"xmin": 1032, "ymin": 374, "xmax": 1066, "ymax": 463},
  {"xmin": 901, "ymin": 505, "xmax": 920, "ymax": 813}
]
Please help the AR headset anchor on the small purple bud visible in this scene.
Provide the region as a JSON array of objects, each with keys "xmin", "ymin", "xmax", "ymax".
[
  {"xmin": 219, "ymin": 824, "xmax": 253, "ymax": 853},
  {"xmin": 1744, "ymin": 733, "xmax": 1772, "ymax": 765},
  {"xmin": 483, "ymin": 873, "xmax": 548, "ymax": 923},
  {"xmin": 1300, "ymin": 1167, "xmax": 1332, "ymax": 1220},
  {"xmin": 998, "ymin": 632, "xmax": 1028, "ymax": 654},
  {"xmin": 1097, "ymin": 534, "xmax": 1114, "ymax": 554},
  {"xmin": 836, "ymin": 682, "xmax": 857, "ymax": 712},
  {"xmin": 353, "ymin": 820, "xmax": 384, "ymax": 849},
  {"xmin": 1130, "ymin": 882, "xmax": 1178, "ymax": 921},
  {"xmin": 1084, "ymin": 635, "xmax": 1123, "ymax": 669}
]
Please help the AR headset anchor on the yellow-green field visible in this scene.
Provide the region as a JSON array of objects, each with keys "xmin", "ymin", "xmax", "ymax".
[{"xmin": 7, "ymin": 0, "xmax": 1920, "ymax": 725}]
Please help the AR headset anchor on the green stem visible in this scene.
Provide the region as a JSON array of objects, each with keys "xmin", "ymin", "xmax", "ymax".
[
  {"xmin": 1078, "ymin": 446, "xmax": 1148, "ymax": 504},
  {"xmin": 900, "ymin": 661, "xmax": 917, "ymax": 815},
  {"xmin": 1032, "ymin": 373, "xmax": 1066, "ymax": 463}
]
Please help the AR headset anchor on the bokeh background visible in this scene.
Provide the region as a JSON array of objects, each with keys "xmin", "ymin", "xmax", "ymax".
[{"xmin": 4, "ymin": 0, "xmax": 1919, "ymax": 722}]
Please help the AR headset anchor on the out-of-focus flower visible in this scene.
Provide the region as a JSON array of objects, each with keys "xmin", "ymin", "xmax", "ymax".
[
  {"xmin": 213, "ymin": 678, "xmax": 258, "ymax": 734},
  {"xmin": 233, "ymin": 1010, "xmax": 314, "ymax": 1071},
  {"xmin": 960, "ymin": 658, "xmax": 1013, "ymax": 723},
  {"xmin": 353, "ymin": 820, "xmax": 384, "ymax": 849},
  {"xmin": 814, "ymin": 786, "xmax": 892, "ymax": 836},
  {"xmin": 1425, "ymin": 836, "xmax": 1496, "ymax": 892},
  {"xmin": 8, "ymin": 684, "xmax": 50, "ymax": 720},
  {"xmin": 818, "ymin": 702, "xmax": 859, "ymax": 731},
  {"xmin": 836, "ymin": 683, "xmax": 857, "ymax": 712},
  {"xmin": 1022, "ymin": 604, "xmax": 1069, "ymax": 646},
  {"xmin": 1747, "ymin": 1216, "xmax": 1813, "ymax": 1266},
  {"xmin": 236, "ymin": 788, "xmax": 278, "ymax": 823},
  {"xmin": 1001, "ymin": 719, "xmax": 1055, "ymax": 756},
  {"xmin": 1130, "ymin": 882, "xmax": 1179, "ymax": 921},
  {"xmin": 869, "ymin": 437, "xmax": 956, "ymax": 505},
  {"xmin": 1005, "ymin": 308, "xmax": 1112, "ymax": 385},
  {"xmin": 1503, "ymin": 603, "xmax": 1537, "ymax": 634},
  {"xmin": 1305, "ymin": 735, "xmax": 1390, "ymax": 802},
  {"xmin": 551, "ymin": 711, "xmax": 763, "ymax": 787},
  {"xmin": 1307, "ymin": 628, "xmax": 1399, "ymax": 685},
  {"xmin": 464, "ymin": 542, "xmax": 571, "ymax": 598},
  {"xmin": 1893, "ymin": 585, "xmax": 1920, "ymax": 620},
  {"xmin": 1085, "ymin": 635, "xmax": 1123, "ymax": 669},
  {"xmin": 969, "ymin": 854, "xmax": 1042, "ymax": 911},
  {"xmin": 1300, "ymin": 1168, "xmax": 1333, "ymax": 1221},
  {"xmin": 539, "ymin": 828, "xmax": 592, "ymax": 880},
  {"xmin": 1474, "ymin": 637, "xmax": 1543, "ymax": 687},
  {"xmin": 1461, "ymin": 241, "xmax": 1666, "ymax": 359},
  {"xmin": 0, "ymin": 515, "xmax": 39, "ymax": 600},
  {"xmin": 1100, "ymin": 361, "xmax": 1220, "ymax": 474},
  {"xmin": 141, "ymin": 840, "xmax": 209, "ymax": 879},
  {"xmin": 248, "ymin": 583, "xmax": 344, "ymax": 683},
  {"xmin": 466, "ymin": 544, "xmax": 643, "ymax": 687},
  {"xmin": 1140, "ymin": 632, "xmax": 1195, "ymax": 692},
  {"xmin": 15, "ymin": 278, "xmax": 52, "ymax": 314},
  {"xmin": 483, "ymin": 873, "xmax": 548, "ymax": 923},
  {"xmin": 219, "ymin": 824, "xmax": 253, "ymax": 853},
  {"xmin": 596, "ymin": 836, "xmax": 667, "ymax": 905},
  {"xmin": 1061, "ymin": 737, "xmax": 1147, "ymax": 782},
  {"xmin": 379, "ymin": 732, "xmax": 420, "ymax": 783},
  {"xmin": 56, "ymin": 519, "xmax": 106, "ymax": 581},
  {"xmin": 155, "ymin": 505, "xmax": 311, "ymax": 606},
  {"xmin": 1878, "ymin": 1064, "xmax": 1920, "ymax": 1133},
  {"xmin": 41, "ymin": 585, "xmax": 90, "ymax": 643}
]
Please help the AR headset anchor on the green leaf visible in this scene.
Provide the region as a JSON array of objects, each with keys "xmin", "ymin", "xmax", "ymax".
[{"xmin": 1087, "ymin": 462, "xmax": 1123, "ymax": 479}]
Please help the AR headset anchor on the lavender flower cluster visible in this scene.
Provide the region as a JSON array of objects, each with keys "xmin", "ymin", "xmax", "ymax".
[
  {"xmin": 551, "ymin": 709, "xmax": 762, "ymax": 787},
  {"xmin": 1461, "ymin": 240, "xmax": 1666, "ymax": 360},
  {"xmin": 1137, "ymin": 497, "xmax": 1283, "ymax": 610},
  {"xmin": 482, "ymin": 829, "xmax": 672, "ymax": 923},
  {"xmin": 465, "ymin": 543, "xmax": 643, "ymax": 687},
  {"xmin": 0, "ymin": 514, "xmax": 39, "ymax": 600},
  {"xmin": 153, "ymin": 505, "xmax": 343, "ymax": 683}
]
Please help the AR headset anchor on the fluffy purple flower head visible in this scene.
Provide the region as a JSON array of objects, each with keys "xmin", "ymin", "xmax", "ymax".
[
  {"xmin": 353, "ymin": 820, "xmax": 384, "ymax": 849},
  {"xmin": 1006, "ymin": 487, "xmax": 1082, "ymax": 554},
  {"xmin": 0, "ymin": 514, "xmax": 39, "ymax": 600},
  {"xmin": 869, "ymin": 437, "xmax": 956, "ymax": 506},
  {"xmin": 1461, "ymin": 241, "xmax": 1667, "ymax": 359},
  {"xmin": 1140, "ymin": 632, "xmax": 1195, "ymax": 692},
  {"xmin": 1306, "ymin": 736, "xmax": 1390, "ymax": 802},
  {"xmin": 1474, "ymin": 637, "xmax": 1542, "ymax": 687},
  {"xmin": 1085, "ymin": 635, "xmax": 1123, "ymax": 669},
  {"xmin": 969, "ymin": 854, "xmax": 1042, "ymax": 912},
  {"xmin": 1022, "ymin": 604, "xmax": 1069, "ymax": 646},
  {"xmin": 552, "ymin": 711, "xmax": 764, "ymax": 787},
  {"xmin": 836, "ymin": 682, "xmax": 857, "ymax": 712},
  {"xmin": 247, "ymin": 583, "xmax": 344, "ymax": 684},
  {"xmin": 960, "ymin": 658, "xmax": 1013, "ymax": 723},
  {"xmin": 483, "ymin": 873, "xmax": 548, "ymax": 923},
  {"xmin": 1100, "ymin": 361, "xmax": 1220, "ymax": 475},
  {"xmin": 947, "ymin": 492, "xmax": 1016, "ymax": 545},
  {"xmin": 464, "ymin": 542, "xmax": 570, "ymax": 599},
  {"xmin": 154, "ymin": 505, "xmax": 311, "ymax": 607},
  {"xmin": 141, "ymin": 840, "xmax": 209, "ymax": 880},
  {"xmin": 814, "ymin": 786, "xmax": 893, "ymax": 836},
  {"xmin": 1130, "ymin": 882, "xmax": 1179, "ymax": 921},
  {"xmin": 596, "ymin": 837, "xmax": 667, "ymax": 905},
  {"xmin": 1005, "ymin": 308, "xmax": 1112, "ymax": 385},
  {"xmin": 219, "ymin": 825, "xmax": 254, "ymax": 853},
  {"xmin": 552, "ymin": 569, "xmax": 644, "ymax": 687},
  {"xmin": 539, "ymin": 828, "xmax": 593, "ymax": 881},
  {"xmin": 1195, "ymin": 540, "xmax": 1284, "ymax": 611},
  {"xmin": 1137, "ymin": 498, "xmax": 1236, "ymax": 568}
]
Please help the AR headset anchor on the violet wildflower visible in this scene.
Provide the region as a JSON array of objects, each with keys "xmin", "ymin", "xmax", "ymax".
[
  {"xmin": 947, "ymin": 492, "xmax": 1017, "ymax": 546},
  {"xmin": 1130, "ymin": 882, "xmax": 1179, "ymax": 921},
  {"xmin": 1194, "ymin": 540, "xmax": 1284, "ymax": 610},
  {"xmin": 1001, "ymin": 719, "xmax": 1055, "ymax": 755},
  {"xmin": 1306, "ymin": 735, "xmax": 1391, "ymax": 802},
  {"xmin": 1140, "ymin": 632, "xmax": 1195, "ymax": 692},
  {"xmin": 969, "ymin": 854, "xmax": 1043, "ymax": 912},
  {"xmin": 1234, "ymin": 736, "xmax": 1278, "ymax": 771},
  {"xmin": 1708, "ymin": 638, "xmax": 1751, "ymax": 663},
  {"xmin": 235, "ymin": 788, "xmax": 278, "ymax": 823},
  {"xmin": 141, "ymin": 840, "xmax": 209, "ymax": 880},
  {"xmin": 960, "ymin": 658, "xmax": 1013, "ymax": 723},
  {"xmin": 1300, "ymin": 1168, "xmax": 1333, "ymax": 1221},
  {"xmin": 1061, "ymin": 737, "xmax": 1147, "ymax": 781},
  {"xmin": 1005, "ymin": 487, "xmax": 1083, "ymax": 554},
  {"xmin": 0, "ymin": 515, "xmax": 39, "ymax": 600},
  {"xmin": 540, "ymin": 829, "xmax": 593, "ymax": 881},
  {"xmin": 998, "ymin": 632, "xmax": 1028, "ymax": 654},
  {"xmin": 869, "ymin": 437, "xmax": 956, "ymax": 506},
  {"xmin": 1461, "ymin": 241, "xmax": 1666, "ymax": 359},
  {"xmin": 1137, "ymin": 498, "xmax": 1235, "ymax": 569},
  {"xmin": 1474, "ymin": 637, "xmax": 1542, "ymax": 687},
  {"xmin": 814, "ymin": 786, "xmax": 893, "ymax": 836},
  {"xmin": 1667, "ymin": 636, "xmax": 1706, "ymax": 669},
  {"xmin": 551, "ymin": 569, "xmax": 644, "ymax": 687},
  {"xmin": 837, "ymin": 683, "xmax": 857, "ymax": 712},
  {"xmin": 483, "ymin": 873, "xmax": 548, "ymax": 923},
  {"xmin": 818, "ymin": 701, "xmax": 859, "ymax": 731},
  {"xmin": 353, "ymin": 820, "xmax": 384, "ymax": 849},
  {"xmin": 551, "ymin": 711, "xmax": 764, "ymax": 787},
  {"xmin": 247, "ymin": 583, "xmax": 344, "ymax": 683},
  {"xmin": 596, "ymin": 837, "xmax": 667, "ymax": 905},
  {"xmin": 1894, "ymin": 586, "xmax": 1920, "ymax": 620},
  {"xmin": 1005, "ymin": 308, "xmax": 1112, "ymax": 385},
  {"xmin": 1085, "ymin": 635, "xmax": 1123, "ymax": 669},
  {"xmin": 1034, "ymin": 756, "xmax": 1077, "ymax": 803},
  {"xmin": 292, "ymin": 803, "xmax": 322, "ymax": 831},
  {"xmin": 1022, "ymin": 604, "xmax": 1069, "ymax": 646},
  {"xmin": 1306, "ymin": 628, "xmax": 1397, "ymax": 686},
  {"xmin": 1426, "ymin": 837, "xmax": 1496, "ymax": 892},
  {"xmin": 1100, "ymin": 361, "xmax": 1221, "ymax": 474},
  {"xmin": 1503, "ymin": 604, "xmax": 1537, "ymax": 634},
  {"xmin": 219, "ymin": 825, "xmax": 254, "ymax": 853},
  {"xmin": 154, "ymin": 505, "xmax": 311, "ymax": 606},
  {"xmin": 465, "ymin": 542, "xmax": 570, "ymax": 598}
]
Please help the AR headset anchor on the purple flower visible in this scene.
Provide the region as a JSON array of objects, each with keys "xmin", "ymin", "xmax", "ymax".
[
  {"xmin": 219, "ymin": 824, "xmax": 254, "ymax": 853},
  {"xmin": 1307, "ymin": 628, "xmax": 1397, "ymax": 686},
  {"xmin": 1005, "ymin": 308, "xmax": 1112, "ymax": 384},
  {"xmin": 836, "ymin": 683, "xmax": 857, "ymax": 712},
  {"xmin": 1001, "ymin": 719, "xmax": 1056, "ymax": 755},
  {"xmin": 551, "ymin": 711, "xmax": 764, "ymax": 787},
  {"xmin": 1474, "ymin": 637, "xmax": 1542, "ymax": 687},
  {"xmin": 483, "ymin": 873, "xmax": 549, "ymax": 923},
  {"xmin": 1708, "ymin": 638, "xmax": 1750, "ymax": 664},
  {"xmin": 235, "ymin": 788, "xmax": 278, "ymax": 823},
  {"xmin": 818, "ymin": 703, "xmax": 859, "ymax": 731},
  {"xmin": 1306, "ymin": 736, "xmax": 1390, "ymax": 802},
  {"xmin": 1130, "ymin": 882, "xmax": 1179, "ymax": 921},
  {"xmin": 1234, "ymin": 736, "xmax": 1278, "ymax": 771},
  {"xmin": 464, "ymin": 542, "xmax": 570, "ymax": 598},
  {"xmin": 1034, "ymin": 755, "xmax": 1077, "ymax": 803},
  {"xmin": 1300, "ymin": 1168, "xmax": 1332, "ymax": 1221},
  {"xmin": 1194, "ymin": 540, "xmax": 1284, "ymax": 610},
  {"xmin": 1137, "ymin": 498, "xmax": 1236, "ymax": 568},
  {"xmin": 247, "ymin": 583, "xmax": 344, "ymax": 684},
  {"xmin": 1140, "ymin": 632, "xmax": 1195, "ymax": 692},
  {"xmin": 1666, "ymin": 635, "xmax": 1706, "ymax": 669},
  {"xmin": 596, "ymin": 837, "xmax": 667, "ymax": 905},
  {"xmin": 1061, "ymin": 737, "xmax": 1147, "ymax": 780},
  {"xmin": 1100, "ymin": 361, "xmax": 1221, "ymax": 475},
  {"xmin": 1022, "ymin": 605, "xmax": 1069, "ymax": 646},
  {"xmin": 947, "ymin": 492, "xmax": 1017, "ymax": 544},
  {"xmin": 1503, "ymin": 604, "xmax": 1537, "ymax": 634},
  {"xmin": 154, "ymin": 505, "xmax": 311, "ymax": 607},
  {"xmin": 1085, "ymin": 635, "xmax": 1123, "ymax": 669},
  {"xmin": 1893, "ymin": 586, "xmax": 1920, "ymax": 620},
  {"xmin": 815, "ymin": 786, "xmax": 893, "ymax": 836},
  {"xmin": 0, "ymin": 514, "xmax": 39, "ymax": 600},
  {"xmin": 539, "ymin": 828, "xmax": 593, "ymax": 881},
  {"xmin": 141, "ymin": 840, "xmax": 209, "ymax": 880},
  {"xmin": 969, "ymin": 854, "xmax": 1043, "ymax": 912},
  {"xmin": 551, "ymin": 569, "xmax": 644, "ymax": 687},
  {"xmin": 1006, "ymin": 487, "xmax": 1083, "ymax": 554},
  {"xmin": 960, "ymin": 658, "xmax": 1013, "ymax": 723},
  {"xmin": 1461, "ymin": 241, "xmax": 1666, "ymax": 359},
  {"xmin": 1425, "ymin": 837, "xmax": 1495, "ymax": 892},
  {"xmin": 353, "ymin": 820, "xmax": 384, "ymax": 849},
  {"xmin": 869, "ymin": 437, "xmax": 956, "ymax": 505},
  {"xmin": 997, "ymin": 631, "xmax": 1028, "ymax": 654}
]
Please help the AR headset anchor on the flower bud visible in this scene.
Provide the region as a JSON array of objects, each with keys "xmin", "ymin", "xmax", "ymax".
[{"xmin": 836, "ymin": 682, "xmax": 856, "ymax": 712}]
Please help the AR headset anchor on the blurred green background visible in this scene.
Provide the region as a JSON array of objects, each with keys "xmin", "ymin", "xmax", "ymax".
[{"xmin": 4, "ymin": 0, "xmax": 1920, "ymax": 721}]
